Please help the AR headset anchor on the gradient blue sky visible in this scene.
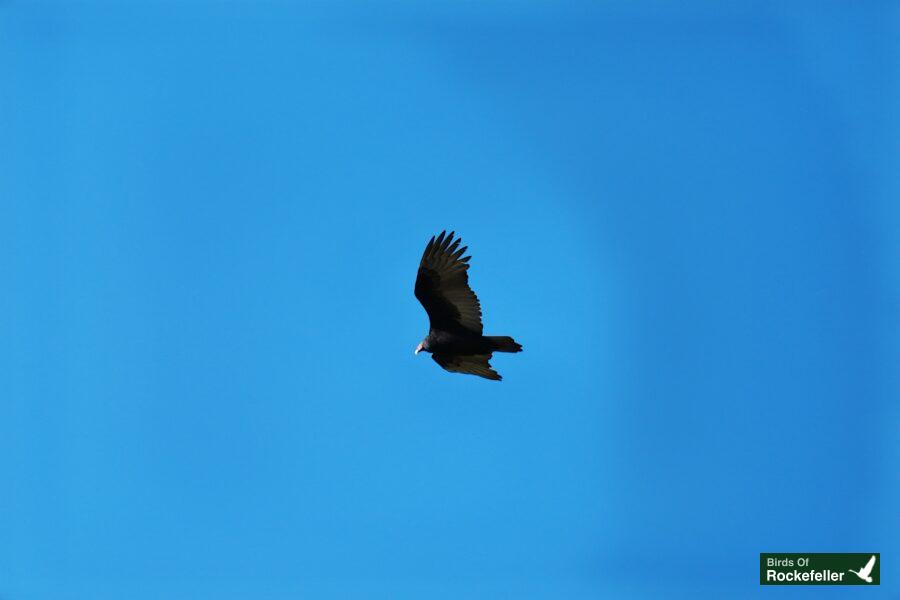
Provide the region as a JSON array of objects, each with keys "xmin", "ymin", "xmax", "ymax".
[{"xmin": 2, "ymin": 2, "xmax": 898, "ymax": 598}]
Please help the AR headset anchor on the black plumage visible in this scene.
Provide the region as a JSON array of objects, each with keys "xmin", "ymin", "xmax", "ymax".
[{"xmin": 414, "ymin": 231, "xmax": 522, "ymax": 380}]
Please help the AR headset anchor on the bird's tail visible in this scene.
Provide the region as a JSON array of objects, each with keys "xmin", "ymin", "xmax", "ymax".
[{"xmin": 488, "ymin": 336, "xmax": 522, "ymax": 353}]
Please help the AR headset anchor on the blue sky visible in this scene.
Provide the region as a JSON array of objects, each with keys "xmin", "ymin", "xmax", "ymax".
[{"xmin": 1, "ymin": 2, "xmax": 898, "ymax": 598}]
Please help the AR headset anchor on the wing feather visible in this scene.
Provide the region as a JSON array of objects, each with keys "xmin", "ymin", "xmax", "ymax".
[
  {"xmin": 432, "ymin": 353, "xmax": 501, "ymax": 381},
  {"xmin": 414, "ymin": 231, "xmax": 483, "ymax": 334}
]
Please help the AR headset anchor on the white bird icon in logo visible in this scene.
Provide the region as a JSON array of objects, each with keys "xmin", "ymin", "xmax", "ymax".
[{"xmin": 848, "ymin": 555, "xmax": 877, "ymax": 583}]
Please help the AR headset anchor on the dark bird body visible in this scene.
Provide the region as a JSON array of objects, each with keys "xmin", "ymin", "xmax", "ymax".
[{"xmin": 414, "ymin": 231, "xmax": 522, "ymax": 380}]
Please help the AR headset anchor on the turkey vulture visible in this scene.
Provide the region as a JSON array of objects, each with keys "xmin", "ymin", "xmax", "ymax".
[{"xmin": 414, "ymin": 231, "xmax": 522, "ymax": 380}]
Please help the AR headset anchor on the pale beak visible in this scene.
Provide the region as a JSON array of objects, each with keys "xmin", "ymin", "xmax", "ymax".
[{"xmin": 414, "ymin": 342, "xmax": 423, "ymax": 355}]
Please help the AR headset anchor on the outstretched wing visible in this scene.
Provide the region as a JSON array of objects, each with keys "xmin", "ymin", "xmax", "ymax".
[
  {"xmin": 861, "ymin": 555, "xmax": 877, "ymax": 577},
  {"xmin": 432, "ymin": 353, "xmax": 500, "ymax": 381},
  {"xmin": 414, "ymin": 231, "xmax": 483, "ymax": 334}
]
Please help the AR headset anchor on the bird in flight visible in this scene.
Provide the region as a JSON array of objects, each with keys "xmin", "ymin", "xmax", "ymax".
[
  {"xmin": 848, "ymin": 555, "xmax": 877, "ymax": 583},
  {"xmin": 414, "ymin": 231, "xmax": 522, "ymax": 381}
]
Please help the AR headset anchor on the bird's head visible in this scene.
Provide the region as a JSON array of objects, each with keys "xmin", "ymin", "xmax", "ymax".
[{"xmin": 414, "ymin": 339, "xmax": 428, "ymax": 355}]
